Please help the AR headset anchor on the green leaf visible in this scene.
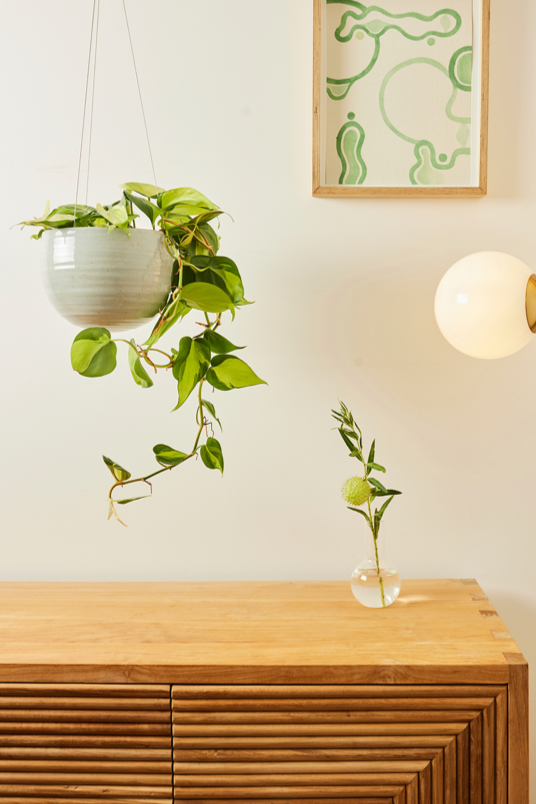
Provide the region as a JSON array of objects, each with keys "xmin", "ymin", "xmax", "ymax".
[
  {"xmin": 201, "ymin": 398, "xmax": 222, "ymax": 430},
  {"xmin": 206, "ymin": 355, "xmax": 266, "ymax": 391},
  {"xmin": 367, "ymin": 462, "xmax": 386, "ymax": 473},
  {"xmin": 367, "ymin": 439, "xmax": 375, "ymax": 465},
  {"xmin": 190, "ymin": 256, "xmax": 246, "ymax": 305},
  {"xmin": 160, "ymin": 187, "xmax": 218, "ymax": 212},
  {"xmin": 377, "ymin": 495, "xmax": 395, "ymax": 518},
  {"xmin": 181, "ymin": 283, "xmax": 235, "ymax": 316},
  {"xmin": 144, "ymin": 297, "xmax": 190, "ymax": 349},
  {"xmin": 172, "ymin": 336, "xmax": 211, "ymax": 409},
  {"xmin": 153, "ymin": 444, "xmax": 190, "ymax": 466},
  {"xmin": 200, "ymin": 437, "xmax": 224, "ymax": 473},
  {"xmin": 348, "ymin": 507, "xmax": 371, "ymax": 523},
  {"xmin": 96, "ymin": 203, "xmax": 129, "ymax": 226},
  {"xmin": 127, "ymin": 339, "xmax": 154, "ymax": 388},
  {"xmin": 103, "ymin": 455, "xmax": 131, "ymax": 482},
  {"xmin": 339, "ymin": 428, "xmax": 358, "ymax": 455},
  {"xmin": 119, "ymin": 182, "xmax": 165, "ymax": 198},
  {"xmin": 368, "ymin": 477, "xmax": 388, "ymax": 493},
  {"xmin": 202, "ymin": 330, "xmax": 245, "ymax": 354},
  {"xmin": 123, "ymin": 191, "xmax": 161, "ymax": 227},
  {"xmin": 71, "ymin": 328, "xmax": 117, "ymax": 377},
  {"xmin": 114, "ymin": 495, "xmax": 151, "ymax": 505}
]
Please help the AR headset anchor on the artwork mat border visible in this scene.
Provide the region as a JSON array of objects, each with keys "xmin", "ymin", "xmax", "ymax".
[{"xmin": 312, "ymin": 0, "xmax": 490, "ymax": 197}]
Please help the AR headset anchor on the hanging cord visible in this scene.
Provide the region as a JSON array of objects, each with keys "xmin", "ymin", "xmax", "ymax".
[
  {"xmin": 85, "ymin": 0, "xmax": 101, "ymax": 206},
  {"xmin": 121, "ymin": 0, "xmax": 159, "ymax": 192},
  {"xmin": 74, "ymin": 0, "xmax": 98, "ymax": 223}
]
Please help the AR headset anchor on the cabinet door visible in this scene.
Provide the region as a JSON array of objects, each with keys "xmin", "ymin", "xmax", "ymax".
[
  {"xmin": 172, "ymin": 684, "xmax": 508, "ymax": 803},
  {"xmin": 0, "ymin": 683, "xmax": 173, "ymax": 802}
]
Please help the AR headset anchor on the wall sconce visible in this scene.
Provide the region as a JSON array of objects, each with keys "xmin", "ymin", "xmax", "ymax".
[{"xmin": 435, "ymin": 252, "xmax": 536, "ymax": 359}]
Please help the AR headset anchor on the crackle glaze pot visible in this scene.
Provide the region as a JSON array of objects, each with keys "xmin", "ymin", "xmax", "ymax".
[{"xmin": 41, "ymin": 228, "xmax": 174, "ymax": 331}]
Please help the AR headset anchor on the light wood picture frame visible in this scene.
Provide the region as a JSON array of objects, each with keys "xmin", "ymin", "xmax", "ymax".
[{"xmin": 313, "ymin": 0, "xmax": 490, "ymax": 197}]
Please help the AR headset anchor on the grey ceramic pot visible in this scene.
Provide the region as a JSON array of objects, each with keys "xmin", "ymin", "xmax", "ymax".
[{"xmin": 41, "ymin": 228, "xmax": 174, "ymax": 331}]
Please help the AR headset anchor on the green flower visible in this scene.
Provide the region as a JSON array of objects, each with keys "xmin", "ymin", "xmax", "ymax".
[{"xmin": 342, "ymin": 476, "xmax": 371, "ymax": 506}]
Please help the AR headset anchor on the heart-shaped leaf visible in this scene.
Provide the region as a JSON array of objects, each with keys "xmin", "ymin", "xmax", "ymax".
[
  {"xmin": 202, "ymin": 330, "xmax": 244, "ymax": 354},
  {"xmin": 172, "ymin": 336, "xmax": 211, "ymax": 409},
  {"xmin": 71, "ymin": 328, "xmax": 117, "ymax": 377},
  {"xmin": 128, "ymin": 340, "xmax": 154, "ymax": 388},
  {"xmin": 206, "ymin": 355, "xmax": 266, "ymax": 391},
  {"xmin": 103, "ymin": 455, "xmax": 131, "ymax": 482},
  {"xmin": 181, "ymin": 283, "xmax": 235, "ymax": 316},
  {"xmin": 160, "ymin": 187, "xmax": 218, "ymax": 211},
  {"xmin": 200, "ymin": 437, "xmax": 224, "ymax": 473},
  {"xmin": 119, "ymin": 182, "xmax": 165, "ymax": 198},
  {"xmin": 153, "ymin": 444, "xmax": 190, "ymax": 466}
]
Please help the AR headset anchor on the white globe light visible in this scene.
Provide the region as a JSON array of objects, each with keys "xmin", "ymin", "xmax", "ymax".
[{"xmin": 434, "ymin": 252, "xmax": 535, "ymax": 359}]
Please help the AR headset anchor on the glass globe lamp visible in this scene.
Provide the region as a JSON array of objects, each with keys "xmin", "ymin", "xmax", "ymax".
[{"xmin": 435, "ymin": 252, "xmax": 536, "ymax": 359}]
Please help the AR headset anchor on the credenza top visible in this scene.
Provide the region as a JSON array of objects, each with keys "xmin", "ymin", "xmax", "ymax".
[{"xmin": 0, "ymin": 579, "xmax": 525, "ymax": 684}]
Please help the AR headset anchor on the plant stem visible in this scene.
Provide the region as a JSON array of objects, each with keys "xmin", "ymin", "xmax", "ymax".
[{"xmin": 192, "ymin": 379, "xmax": 206, "ymax": 452}]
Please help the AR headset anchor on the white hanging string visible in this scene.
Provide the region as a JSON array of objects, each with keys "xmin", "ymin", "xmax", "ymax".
[
  {"xmin": 121, "ymin": 0, "xmax": 159, "ymax": 192},
  {"xmin": 74, "ymin": 0, "xmax": 97, "ymax": 222},
  {"xmin": 85, "ymin": 0, "xmax": 101, "ymax": 206}
]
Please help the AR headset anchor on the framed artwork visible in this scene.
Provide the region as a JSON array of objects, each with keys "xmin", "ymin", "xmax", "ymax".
[{"xmin": 313, "ymin": 0, "xmax": 490, "ymax": 197}]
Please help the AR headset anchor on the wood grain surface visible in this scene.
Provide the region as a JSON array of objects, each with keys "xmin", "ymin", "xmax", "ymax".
[{"xmin": 0, "ymin": 580, "xmax": 522, "ymax": 684}]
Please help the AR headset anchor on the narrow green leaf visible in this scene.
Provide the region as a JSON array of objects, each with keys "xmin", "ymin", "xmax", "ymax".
[
  {"xmin": 200, "ymin": 437, "xmax": 224, "ymax": 473},
  {"xmin": 181, "ymin": 283, "xmax": 235, "ymax": 315},
  {"xmin": 339, "ymin": 428, "xmax": 357, "ymax": 454},
  {"xmin": 367, "ymin": 462, "xmax": 386, "ymax": 473},
  {"xmin": 206, "ymin": 355, "xmax": 266, "ymax": 391},
  {"xmin": 103, "ymin": 455, "xmax": 131, "ymax": 482},
  {"xmin": 123, "ymin": 191, "xmax": 161, "ymax": 227},
  {"xmin": 368, "ymin": 477, "xmax": 388, "ymax": 493},
  {"xmin": 377, "ymin": 495, "xmax": 395, "ymax": 518},
  {"xmin": 348, "ymin": 507, "xmax": 371, "ymax": 523},
  {"xmin": 153, "ymin": 444, "xmax": 190, "ymax": 466},
  {"xmin": 201, "ymin": 398, "xmax": 222, "ymax": 430},
  {"xmin": 367, "ymin": 439, "xmax": 375, "ymax": 466},
  {"xmin": 71, "ymin": 328, "xmax": 117, "ymax": 377},
  {"xmin": 172, "ymin": 337, "xmax": 211, "ymax": 409},
  {"xmin": 202, "ymin": 330, "xmax": 245, "ymax": 354},
  {"xmin": 114, "ymin": 495, "xmax": 151, "ymax": 505},
  {"xmin": 127, "ymin": 339, "xmax": 154, "ymax": 389}
]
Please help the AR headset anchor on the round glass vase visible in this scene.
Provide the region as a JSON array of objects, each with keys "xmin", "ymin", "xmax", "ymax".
[{"xmin": 350, "ymin": 524, "xmax": 401, "ymax": 608}]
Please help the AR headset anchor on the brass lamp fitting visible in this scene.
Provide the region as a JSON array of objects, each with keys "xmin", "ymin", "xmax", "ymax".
[{"xmin": 526, "ymin": 274, "xmax": 536, "ymax": 333}]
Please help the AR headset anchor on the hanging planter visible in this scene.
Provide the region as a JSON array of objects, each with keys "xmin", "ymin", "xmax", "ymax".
[{"xmin": 41, "ymin": 227, "xmax": 174, "ymax": 331}]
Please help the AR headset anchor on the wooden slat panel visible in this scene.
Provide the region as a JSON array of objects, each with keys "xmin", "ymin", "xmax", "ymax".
[
  {"xmin": 0, "ymin": 772, "xmax": 171, "ymax": 784},
  {"xmin": 171, "ymin": 699, "xmax": 492, "ymax": 712},
  {"xmin": 0, "ymin": 722, "xmax": 170, "ymax": 735},
  {"xmin": 0, "ymin": 735, "xmax": 170, "ymax": 748},
  {"xmin": 456, "ymin": 727, "xmax": 469, "ymax": 804},
  {"xmin": 0, "ymin": 698, "xmax": 170, "ymax": 711},
  {"xmin": 0, "ymin": 747, "xmax": 170, "ymax": 760},
  {"xmin": 172, "ymin": 787, "xmax": 403, "ymax": 798},
  {"xmin": 172, "ymin": 724, "xmax": 467, "ymax": 737},
  {"xmin": 431, "ymin": 753, "xmax": 443, "ymax": 804},
  {"xmin": 174, "ymin": 773, "xmax": 416, "ymax": 786},
  {"xmin": 0, "ymin": 709, "xmax": 169, "ymax": 723},
  {"xmin": 171, "ymin": 686, "xmax": 505, "ymax": 700},
  {"xmin": 0, "ymin": 685, "xmax": 170, "ymax": 698},
  {"xmin": 495, "ymin": 689, "xmax": 507, "ymax": 804},
  {"xmin": 0, "ymin": 800, "xmax": 170, "ymax": 804},
  {"xmin": 173, "ymin": 749, "xmax": 443, "ymax": 762},
  {"xmin": 172, "ymin": 712, "xmax": 478, "ymax": 725},
  {"xmin": 443, "ymin": 740, "xmax": 456, "ymax": 804},
  {"xmin": 418, "ymin": 764, "xmax": 431, "ymax": 803},
  {"xmin": 172, "ymin": 736, "xmax": 456, "ymax": 749},
  {"xmin": 481, "ymin": 701, "xmax": 494, "ymax": 804},
  {"xmin": 468, "ymin": 713, "xmax": 482, "ymax": 804},
  {"xmin": 173, "ymin": 800, "xmax": 390, "ymax": 804},
  {"xmin": 406, "ymin": 776, "xmax": 418, "ymax": 804},
  {"xmin": 0, "ymin": 786, "xmax": 172, "ymax": 799},
  {"xmin": 173, "ymin": 761, "xmax": 428, "ymax": 774},
  {"xmin": 0, "ymin": 759, "xmax": 171, "ymax": 772}
]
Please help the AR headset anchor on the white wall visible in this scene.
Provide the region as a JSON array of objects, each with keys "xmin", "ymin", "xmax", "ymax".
[{"xmin": 1, "ymin": 0, "xmax": 535, "ymax": 789}]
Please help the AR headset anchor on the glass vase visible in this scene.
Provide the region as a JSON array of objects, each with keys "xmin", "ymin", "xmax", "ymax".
[{"xmin": 350, "ymin": 524, "xmax": 401, "ymax": 608}]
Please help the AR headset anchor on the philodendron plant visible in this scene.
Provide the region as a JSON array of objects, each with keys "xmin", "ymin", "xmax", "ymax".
[
  {"xmin": 19, "ymin": 182, "xmax": 266, "ymax": 525},
  {"xmin": 332, "ymin": 401, "xmax": 401, "ymax": 606}
]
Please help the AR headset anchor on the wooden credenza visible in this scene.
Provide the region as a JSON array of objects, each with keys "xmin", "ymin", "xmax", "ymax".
[{"xmin": 0, "ymin": 580, "xmax": 528, "ymax": 803}]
